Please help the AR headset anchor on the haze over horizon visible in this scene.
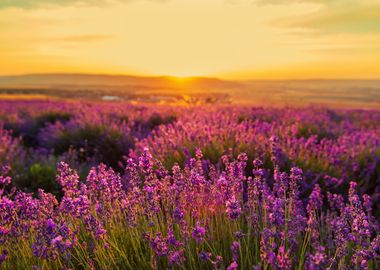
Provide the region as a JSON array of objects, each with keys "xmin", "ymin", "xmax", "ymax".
[
  {"xmin": 1, "ymin": 0, "xmax": 380, "ymax": 80},
  {"xmin": 2, "ymin": 71, "xmax": 380, "ymax": 81}
]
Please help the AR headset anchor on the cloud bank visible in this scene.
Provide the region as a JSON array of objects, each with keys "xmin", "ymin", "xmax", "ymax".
[
  {"xmin": 0, "ymin": 0, "xmax": 145, "ymax": 9},
  {"xmin": 266, "ymin": 0, "xmax": 380, "ymax": 34}
]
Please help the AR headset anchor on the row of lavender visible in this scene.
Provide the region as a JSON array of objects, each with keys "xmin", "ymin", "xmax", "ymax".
[
  {"xmin": 0, "ymin": 149, "xmax": 379, "ymax": 269},
  {"xmin": 0, "ymin": 99, "xmax": 379, "ymax": 268},
  {"xmin": 0, "ymin": 100, "xmax": 177, "ymax": 194},
  {"xmin": 2, "ymin": 100, "xmax": 378, "ymax": 202}
]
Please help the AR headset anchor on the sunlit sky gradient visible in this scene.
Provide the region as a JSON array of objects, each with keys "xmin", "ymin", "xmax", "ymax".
[{"xmin": 0, "ymin": 0, "xmax": 379, "ymax": 79}]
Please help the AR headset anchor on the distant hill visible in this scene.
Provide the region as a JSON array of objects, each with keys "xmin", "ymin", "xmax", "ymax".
[
  {"xmin": 0, "ymin": 73, "xmax": 241, "ymax": 91},
  {"xmin": 0, "ymin": 74, "xmax": 379, "ymax": 108}
]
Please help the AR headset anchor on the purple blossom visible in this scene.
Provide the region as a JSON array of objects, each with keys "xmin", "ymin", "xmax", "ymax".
[
  {"xmin": 227, "ymin": 261, "xmax": 238, "ymax": 270},
  {"xmin": 277, "ymin": 246, "xmax": 291, "ymax": 270},
  {"xmin": 168, "ymin": 249, "xmax": 185, "ymax": 266},
  {"xmin": 56, "ymin": 162, "xmax": 79, "ymax": 197},
  {"xmin": 306, "ymin": 245, "xmax": 327, "ymax": 269},
  {"xmin": 231, "ymin": 241, "xmax": 240, "ymax": 261},
  {"xmin": 146, "ymin": 232, "xmax": 169, "ymax": 257},
  {"xmin": 192, "ymin": 225, "xmax": 206, "ymax": 243},
  {"xmin": 199, "ymin": 251, "xmax": 212, "ymax": 261},
  {"xmin": 0, "ymin": 250, "xmax": 8, "ymax": 265},
  {"xmin": 226, "ymin": 196, "xmax": 242, "ymax": 220},
  {"xmin": 0, "ymin": 166, "xmax": 11, "ymax": 186},
  {"xmin": 308, "ymin": 184, "xmax": 323, "ymax": 212},
  {"xmin": 173, "ymin": 207, "xmax": 184, "ymax": 221}
]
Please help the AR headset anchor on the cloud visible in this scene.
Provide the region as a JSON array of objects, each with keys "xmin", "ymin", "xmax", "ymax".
[
  {"xmin": 49, "ymin": 34, "xmax": 113, "ymax": 43},
  {"xmin": 253, "ymin": 0, "xmax": 334, "ymax": 5},
  {"xmin": 41, "ymin": 35, "xmax": 114, "ymax": 49},
  {"xmin": 0, "ymin": 0, "xmax": 160, "ymax": 9},
  {"xmin": 0, "ymin": 0, "xmax": 98, "ymax": 9},
  {"xmin": 225, "ymin": 0, "xmax": 327, "ymax": 6},
  {"xmin": 271, "ymin": 1, "xmax": 380, "ymax": 34}
]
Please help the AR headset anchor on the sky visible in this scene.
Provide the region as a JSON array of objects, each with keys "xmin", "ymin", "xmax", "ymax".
[{"xmin": 0, "ymin": 0, "xmax": 379, "ymax": 79}]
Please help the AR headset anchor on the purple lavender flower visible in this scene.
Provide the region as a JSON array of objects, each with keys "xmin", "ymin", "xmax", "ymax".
[
  {"xmin": 168, "ymin": 229, "xmax": 182, "ymax": 247},
  {"xmin": 95, "ymin": 228, "xmax": 107, "ymax": 240},
  {"xmin": 199, "ymin": 251, "xmax": 212, "ymax": 261},
  {"xmin": 306, "ymin": 245, "xmax": 327, "ymax": 269},
  {"xmin": 146, "ymin": 232, "xmax": 169, "ymax": 257},
  {"xmin": 348, "ymin": 182, "xmax": 371, "ymax": 245},
  {"xmin": 0, "ymin": 165, "xmax": 11, "ymax": 186},
  {"xmin": 195, "ymin": 148, "xmax": 203, "ymax": 160},
  {"xmin": 277, "ymin": 246, "xmax": 291, "ymax": 270},
  {"xmin": 0, "ymin": 250, "xmax": 8, "ymax": 265},
  {"xmin": 231, "ymin": 241, "xmax": 240, "ymax": 261},
  {"xmin": 234, "ymin": 231, "xmax": 245, "ymax": 239},
  {"xmin": 139, "ymin": 147, "xmax": 153, "ymax": 173},
  {"xmin": 253, "ymin": 159, "xmax": 263, "ymax": 168},
  {"xmin": 56, "ymin": 162, "xmax": 79, "ymax": 197},
  {"xmin": 168, "ymin": 249, "xmax": 185, "ymax": 266},
  {"xmin": 226, "ymin": 195, "xmax": 242, "ymax": 220},
  {"xmin": 173, "ymin": 207, "xmax": 184, "ymax": 222},
  {"xmin": 227, "ymin": 261, "xmax": 238, "ymax": 270},
  {"xmin": 192, "ymin": 225, "xmax": 206, "ymax": 243}
]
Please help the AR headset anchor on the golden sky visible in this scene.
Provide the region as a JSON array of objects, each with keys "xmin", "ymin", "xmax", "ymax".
[{"xmin": 0, "ymin": 0, "xmax": 379, "ymax": 79}]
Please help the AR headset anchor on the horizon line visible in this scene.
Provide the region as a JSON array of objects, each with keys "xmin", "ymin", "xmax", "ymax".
[{"xmin": 1, "ymin": 72, "xmax": 380, "ymax": 82}]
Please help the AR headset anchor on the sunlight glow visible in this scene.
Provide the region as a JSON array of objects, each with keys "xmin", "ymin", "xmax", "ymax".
[{"xmin": 0, "ymin": 0, "xmax": 379, "ymax": 79}]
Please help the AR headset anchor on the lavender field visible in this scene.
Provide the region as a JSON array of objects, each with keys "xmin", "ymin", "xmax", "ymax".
[{"xmin": 0, "ymin": 100, "xmax": 379, "ymax": 269}]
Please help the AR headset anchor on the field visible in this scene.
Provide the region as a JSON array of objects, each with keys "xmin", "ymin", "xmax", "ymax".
[
  {"xmin": 1, "ymin": 75, "xmax": 380, "ymax": 108},
  {"xmin": 0, "ymin": 99, "xmax": 379, "ymax": 269}
]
